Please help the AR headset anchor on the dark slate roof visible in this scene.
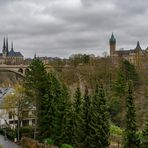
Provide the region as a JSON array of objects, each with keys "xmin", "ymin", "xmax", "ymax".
[
  {"xmin": 116, "ymin": 48, "xmax": 146, "ymax": 56},
  {"xmin": 116, "ymin": 50, "xmax": 131, "ymax": 56},
  {"xmin": 8, "ymin": 49, "xmax": 23, "ymax": 57}
]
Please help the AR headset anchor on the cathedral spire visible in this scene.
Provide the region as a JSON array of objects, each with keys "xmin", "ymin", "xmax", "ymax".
[
  {"xmin": 110, "ymin": 33, "xmax": 116, "ymax": 44},
  {"xmin": 34, "ymin": 53, "xmax": 37, "ymax": 59},
  {"xmin": 11, "ymin": 41, "xmax": 14, "ymax": 52},
  {"xmin": 6, "ymin": 37, "xmax": 9, "ymax": 55},
  {"xmin": 109, "ymin": 33, "xmax": 116, "ymax": 55},
  {"xmin": 3, "ymin": 37, "xmax": 6, "ymax": 54},
  {"xmin": 135, "ymin": 41, "xmax": 141, "ymax": 51}
]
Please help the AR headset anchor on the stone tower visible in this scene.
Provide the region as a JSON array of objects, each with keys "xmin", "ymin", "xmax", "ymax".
[{"xmin": 109, "ymin": 33, "xmax": 116, "ymax": 56}]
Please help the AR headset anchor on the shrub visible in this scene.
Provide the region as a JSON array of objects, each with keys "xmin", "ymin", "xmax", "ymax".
[
  {"xmin": 20, "ymin": 126, "xmax": 34, "ymax": 138},
  {"xmin": 110, "ymin": 124, "xmax": 123, "ymax": 136},
  {"xmin": 44, "ymin": 138, "xmax": 54, "ymax": 145},
  {"xmin": 60, "ymin": 144, "xmax": 74, "ymax": 148}
]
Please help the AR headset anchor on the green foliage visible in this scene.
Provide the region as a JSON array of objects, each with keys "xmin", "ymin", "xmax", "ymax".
[
  {"xmin": 44, "ymin": 138, "xmax": 54, "ymax": 145},
  {"xmin": 83, "ymin": 86, "xmax": 92, "ymax": 147},
  {"xmin": 51, "ymin": 81, "xmax": 72, "ymax": 145},
  {"xmin": 114, "ymin": 71, "xmax": 126, "ymax": 97},
  {"xmin": 24, "ymin": 58, "xmax": 50, "ymax": 140},
  {"xmin": 110, "ymin": 124, "xmax": 123, "ymax": 136},
  {"xmin": 120, "ymin": 60, "xmax": 139, "ymax": 86},
  {"xmin": 88, "ymin": 83, "xmax": 110, "ymax": 148},
  {"xmin": 140, "ymin": 116, "xmax": 148, "ymax": 148},
  {"xmin": 108, "ymin": 96, "xmax": 120, "ymax": 123},
  {"xmin": 114, "ymin": 60, "xmax": 139, "ymax": 97},
  {"xmin": 72, "ymin": 86, "xmax": 84, "ymax": 147},
  {"xmin": 20, "ymin": 126, "xmax": 34, "ymax": 138},
  {"xmin": 123, "ymin": 80, "xmax": 140, "ymax": 148},
  {"xmin": 60, "ymin": 144, "xmax": 74, "ymax": 148},
  {"xmin": 0, "ymin": 145, "xmax": 3, "ymax": 148}
]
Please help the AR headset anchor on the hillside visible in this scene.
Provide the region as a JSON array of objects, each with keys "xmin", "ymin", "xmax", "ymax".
[{"xmin": 51, "ymin": 56, "xmax": 148, "ymax": 129}]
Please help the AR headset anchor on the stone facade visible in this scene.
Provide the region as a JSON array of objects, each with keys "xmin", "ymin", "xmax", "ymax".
[
  {"xmin": 109, "ymin": 33, "xmax": 148, "ymax": 67},
  {"xmin": 0, "ymin": 37, "xmax": 24, "ymax": 65}
]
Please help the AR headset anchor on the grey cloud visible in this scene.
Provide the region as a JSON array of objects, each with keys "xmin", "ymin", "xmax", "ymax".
[{"xmin": 0, "ymin": 0, "xmax": 147, "ymax": 58}]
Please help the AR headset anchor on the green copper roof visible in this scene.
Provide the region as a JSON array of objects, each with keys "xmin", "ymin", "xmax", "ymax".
[{"xmin": 110, "ymin": 33, "xmax": 116, "ymax": 43}]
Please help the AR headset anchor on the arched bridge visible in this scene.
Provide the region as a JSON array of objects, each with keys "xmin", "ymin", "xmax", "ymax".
[
  {"xmin": 0, "ymin": 65, "xmax": 29, "ymax": 77},
  {"xmin": 0, "ymin": 65, "xmax": 53, "ymax": 77}
]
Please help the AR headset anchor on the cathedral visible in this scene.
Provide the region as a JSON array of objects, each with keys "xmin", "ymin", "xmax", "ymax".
[
  {"xmin": 0, "ymin": 37, "xmax": 24, "ymax": 65},
  {"xmin": 109, "ymin": 33, "xmax": 148, "ymax": 67}
]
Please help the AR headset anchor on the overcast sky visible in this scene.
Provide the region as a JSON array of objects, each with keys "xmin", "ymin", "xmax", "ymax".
[{"xmin": 0, "ymin": 0, "xmax": 148, "ymax": 58}]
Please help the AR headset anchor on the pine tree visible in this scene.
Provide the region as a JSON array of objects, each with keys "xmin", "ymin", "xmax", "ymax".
[
  {"xmin": 123, "ymin": 80, "xmax": 139, "ymax": 148},
  {"xmin": 62, "ymin": 100, "xmax": 75, "ymax": 146},
  {"xmin": 120, "ymin": 60, "xmax": 139, "ymax": 87},
  {"xmin": 73, "ymin": 86, "xmax": 84, "ymax": 147},
  {"xmin": 83, "ymin": 86, "xmax": 92, "ymax": 148},
  {"xmin": 89, "ymin": 83, "xmax": 110, "ymax": 148},
  {"xmin": 24, "ymin": 58, "xmax": 50, "ymax": 140},
  {"xmin": 140, "ymin": 116, "xmax": 148, "ymax": 148},
  {"xmin": 51, "ymin": 82, "xmax": 71, "ymax": 145}
]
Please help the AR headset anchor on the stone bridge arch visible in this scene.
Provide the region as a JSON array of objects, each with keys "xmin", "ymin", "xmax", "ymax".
[
  {"xmin": 0, "ymin": 64, "xmax": 53, "ymax": 78},
  {"xmin": 0, "ymin": 65, "xmax": 29, "ymax": 77}
]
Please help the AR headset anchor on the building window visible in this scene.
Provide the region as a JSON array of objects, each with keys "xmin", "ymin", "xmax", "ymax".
[
  {"xmin": 22, "ymin": 120, "xmax": 29, "ymax": 126},
  {"xmin": 9, "ymin": 111, "xmax": 13, "ymax": 119}
]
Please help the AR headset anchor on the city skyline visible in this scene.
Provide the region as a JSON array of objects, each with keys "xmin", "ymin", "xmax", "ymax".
[{"xmin": 0, "ymin": 0, "xmax": 148, "ymax": 58}]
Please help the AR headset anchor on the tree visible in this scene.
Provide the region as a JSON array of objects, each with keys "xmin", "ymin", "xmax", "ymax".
[
  {"xmin": 59, "ymin": 85, "xmax": 74, "ymax": 145},
  {"xmin": 123, "ymin": 80, "xmax": 139, "ymax": 148},
  {"xmin": 73, "ymin": 86, "xmax": 84, "ymax": 147},
  {"xmin": 2, "ymin": 83, "xmax": 30, "ymax": 141},
  {"xmin": 121, "ymin": 60, "xmax": 139, "ymax": 86},
  {"xmin": 83, "ymin": 86, "xmax": 92, "ymax": 147},
  {"xmin": 88, "ymin": 83, "xmax": 110, "ymax": 148},
  {"xmin": 140, "ymin": 116, "xmax": 148, "ymax": 148},
  {"xmin": 114, "ymin": 60, "xmax": 139, "ymax": 97},
  {"xmin": 24, "ymin": 58, "xmax": 49, "ymax": 140},
  {"xmin": 50, "ymin": 77, "xmax": 71, "ymax": 145}
]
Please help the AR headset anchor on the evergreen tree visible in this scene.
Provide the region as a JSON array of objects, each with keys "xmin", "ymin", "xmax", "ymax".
[
  {"xmin": 89, "ymin": 83, "xmax": 110, "ymax": 148},
  {"xmin": 73, "ymin": 86, "xmax": 84, "ymax": 147},
  {"xmin": 62, "ymin": 101, "xmax": 75, "ymax": 146},
  {"xmin": 114, "ymin": 71, "xmax": 126, "ymax": 97},
  {"xmin": 121, "ymin": 60, "xmax": 139, "ymax": 87},
  {"xmin": 114, "ymin": 60, "xmax": 139, "ymax": 97},
  {"xmin": 24, "ymin": 58, "xmax": 50, "ymax": 140},
  {"xmin": 83, "ymin": 86, "xmax": 92, "ymax": 148},
  {"xmin": 51, "ymin": 82, "xmax": 72, "ymax": 145},
  {"xmin": 140, "ymin": 116, "xmax": 148, "ymax": 148},
  {"xmin": 123, "ymin": 80, "xmax": 139, "ymax": 148}
]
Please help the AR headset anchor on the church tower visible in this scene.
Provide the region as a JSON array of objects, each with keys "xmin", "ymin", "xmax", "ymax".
[
  {"xmin": 2, "ymin": 37, "xmax": 6, "ymax": 55},
  {"xmin": 6, "ymin": 37, "xmax": 9, "ymax": 55},
  {"xmin": 109, "ymin": 33, "xmax": 116, "ymax": 56},
  {"xmin": 2, "ymin": 37, "xmax": 9, "ymax": 57}
]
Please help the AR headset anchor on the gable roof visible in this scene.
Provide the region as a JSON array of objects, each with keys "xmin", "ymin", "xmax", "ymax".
[{"xmin": 8, "ymin": 50, "xmax": 23, "ymax": 57}]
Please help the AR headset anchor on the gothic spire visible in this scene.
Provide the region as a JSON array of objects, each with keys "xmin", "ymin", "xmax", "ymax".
[
  {"xmin": 135, "ymin": 41, "xmax": 141, "ymax": 51},
  {"xmin": 6, "ymin": 37, "xmax": 9, "ymax": 55},
  {"xmin": 11, "ymin": 41, "xmax": 14, "ymax": 52},
  {"xmin": 2, "ymin": 37, "xmax": 6, "ymax": 54},
  {"xmin": 109, "ymin": 33, "xmax": 116, "ymax": 44},
  {"xmin": 34, "ymin": 53, "xmax": 37, "ymax": 59}
]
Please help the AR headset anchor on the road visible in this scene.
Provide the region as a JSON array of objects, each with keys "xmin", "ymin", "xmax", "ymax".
[{"xmin": 0, "ymin": 135, "xmax": 20, "ymax": 148}]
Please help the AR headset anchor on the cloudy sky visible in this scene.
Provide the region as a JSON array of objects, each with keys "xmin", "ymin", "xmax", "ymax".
[{"xmin": 0, "ymin": 0, "xmax": 148, "ymax": 58}]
